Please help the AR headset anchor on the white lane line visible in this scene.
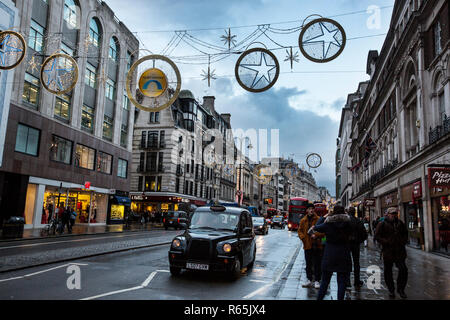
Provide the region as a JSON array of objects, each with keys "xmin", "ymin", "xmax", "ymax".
[
  {"xmin": 249, "ymin": 280, "xmax": 271, "ymax": 284},
  {"xmin": 80, "ymin": 286, "xmax": 144, "ymax": 300},
  {"xmin": 243, "ymin": 244, "xmax": 299, "ymax": 299},
  {"xmin": 79, "ymin": 269, "xmax": 168, "ymax": 300},
  {"xmin": 0, "ymin": 263, "xmax": 88, "ymax": 283},
  {"xmin": 0, "ymin": 233, "xmax": 158, "ymax": 250}
]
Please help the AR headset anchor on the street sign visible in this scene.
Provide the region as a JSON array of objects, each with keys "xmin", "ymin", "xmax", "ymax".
[
  {"xmin": 84, "ymin": 182, "xmax": 91, "ymax": 189},
  {"xmin": 138, "ymin": 68, "xmax": 168, "ymax": 98}
]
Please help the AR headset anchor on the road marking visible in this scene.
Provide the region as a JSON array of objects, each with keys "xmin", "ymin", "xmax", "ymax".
[
  {"xmin": 249, "ymin": 280, "xmax": 270, "ymax": 283},
  {"xmin": 80, "ymin": 269, "xmax": 168, "ymax": 300},
  {"xmin": 0, "ymin": 232, "xmax": 165, "ymax": 250},
  {"xmin": 243, "ymin": 244, "xmax": 299, "ymax": 299},
  {"xmin": 0, "ymin": 263, "xmax": 88, "ymax": 283}
]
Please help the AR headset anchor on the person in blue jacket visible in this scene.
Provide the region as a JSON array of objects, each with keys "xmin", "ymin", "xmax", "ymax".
[{"xmin": 313, "ymin": 205, "xmax": 352, "ymax": 300}]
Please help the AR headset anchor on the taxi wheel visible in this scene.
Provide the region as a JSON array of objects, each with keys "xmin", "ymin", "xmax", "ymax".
[
  {"xmin": 229, "ymin": 258, "xmax": 241, "ymax": 280},
  {"xmin": 170, "ymin": 267, "xmax": 181, "ymax": 276}
]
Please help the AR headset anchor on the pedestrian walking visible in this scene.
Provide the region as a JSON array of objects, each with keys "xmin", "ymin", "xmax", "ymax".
[
  {"xmin": 59, "ymin": 206, "xmax": 71, "ymax": 234},
  {"xmin": 70, "ymin": 208, "xmax": 77, "ymax": 230},
  {"xmin": 313, "ymin": 205, "xmax": 352, "ymax": 300},
  {"xmin": 346, "ymin": 207, "xmax": 368, "ymax": 289},
  {"xmin": 374, "ymin": 207, "xmax": 408, "ymax": 299},
  {"xmin": 298, "ymin": 203, "xmax": 325, "ymax": 289}
]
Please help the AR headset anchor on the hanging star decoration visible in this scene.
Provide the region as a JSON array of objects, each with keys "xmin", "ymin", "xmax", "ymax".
[
  {"xmin": 303, "ymin": 22, "xmax": 342, "ymax": 59},
  {"xmin": 27, "ymin": 55, "xmax": 41, "ymax": 74},
  {"xmin": 0, "ymin": 33, "xmax": 24, "ymax": 68},
  {"xmin": 201, "ymin": 55, "xmax": 217, "ymax": 87},
  {"xmin": 284, "ymin": 46, "xmax": 299, "ymax": 70},
  {"xmin": 240, "ymin": 51, "xmax": 276, "ymax": 89},
  {"xmin": 220, "ymin": 28, "xmax": 237, "ymax": 50},
  {"xmin": 42, "ymin": 57, "xmax": 75, "ymax": 92}
]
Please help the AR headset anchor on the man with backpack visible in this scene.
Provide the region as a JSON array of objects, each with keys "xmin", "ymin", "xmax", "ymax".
[
  {"xmin": 69, "ymin": 208, "xmax": 77, "ymax": 233},
  {"xmin": 346, "ymin": 206, "xmax": 368, "ymax": 289}
]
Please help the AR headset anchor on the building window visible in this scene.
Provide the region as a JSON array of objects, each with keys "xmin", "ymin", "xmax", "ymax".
[
  {"xmin": 160, "ymin": 131, "xmax": 165, "ymax": 148},
  {"xmin": 120, "ymin": 124, "xmax": 128, "ymax": 148},
  {"xmin": 138, "ymin": 176, "xmax": 143, "ymax": 191},
  {"xmin": 50, "ymin": 135, "xmax": 72, "ymax": 164},
  {"xmin": 75, "ymin": 144, "xmax": 95, "ymax": 170},
  {"xmin": 118, "ymin": 158, "xmax": 128, "ymax": 178},
  {"xmin": 433, "ymin": 22, "xmax": 442, "ymax": 57},
  {"xmin": 22, "ymin": 73, "xmax": 40, "ymax": 108},
  {"xmin": 146, "ymin": 152, "xmax": 157, "ymax": 172},
  {"xmin": 89, "ymin": 19, "xmax": 101, "ymax": 47},
  {"xmin": 156, "ymin": 176, "xmax": 162, "ymax": 192},
  {"xmin": 105, "ymin": 79, "xmax": 115, "ymax": 100},
  {"xmin": 54, "ymin": 94, "xmax": 71, "ymax": 122},
  {"xmin": 158, "ymin": 152, "xmax": 164, "ymax": 172},
  {"xmin": 149, "ymin": 112, "xmax": 160, "ymax": 123},
  {"xmin": 145, "ymin": 176, "xmax": 155, "ymax": 192},
  {"xmin": 97, "ymin": 151, "xmax": 112, "ymax": 174},
  {"xmin": 103, "ymin": 115, "xmax": 113, "ymax": 141},
  {"xmin": 438, "ymin": 92, "xmax": 445, "ymax": 124},
  {"xmin": 61, "ymin": 42, "xmax": 74, "ymax": 56},
  {"xmin": 85, "ymin": 63, "xmax": 97, "ymax": 88},
  {"xmin": 147, "ymin": 131, "xmax": 158, "ymax": 148},
  {"xmin": 81, "ymin": 104, "xmax": 95, "ymax": 132},
  {"xmin": 28, "ymin": 20, "xmax": 44, "ymax": 53},
  {"xmin": 175, "ymin": 178, "xmax": 180, "ymax": 193},
  {"xmin": 126, "ymin": 51, "xmax": 133, "ymax": 71},
  {"xmin": 63, "ymin": 0, "xmax": 78, "ymax": 28},
  {"xmin": 15, "ymin": 124, "xmax": 40, "ymax": 156},
  {"xmin": 109, "ymin": 37, "xmax": 118, "ymax": 61}
]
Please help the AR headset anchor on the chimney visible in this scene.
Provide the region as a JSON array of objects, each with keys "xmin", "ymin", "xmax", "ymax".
[
  {"xmin": 221, "ymin": 113, "xmax": 231, "ymax": 125},
  {"xmin": 203, "ymin": 96, "xmax": 216, "ymax": 113}
]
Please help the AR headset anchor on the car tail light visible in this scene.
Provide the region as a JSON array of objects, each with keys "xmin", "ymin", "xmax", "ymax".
[
  {"xmin": 177, "ymin": 218, "xmax": 180, "ymax": 223},
  {"xmin": 163, "ymin": 218, "xmax": 165, "ymax": 223}
]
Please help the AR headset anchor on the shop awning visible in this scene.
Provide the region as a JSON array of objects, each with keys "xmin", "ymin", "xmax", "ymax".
[{"xmin": 114, "ymin": 196, "xmax": 131, "ymax": 205}]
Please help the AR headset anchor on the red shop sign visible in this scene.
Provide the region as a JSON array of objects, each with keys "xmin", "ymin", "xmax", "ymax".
[
  {"xmin": 412, "ymin": 181, "xmax": 422, "ymax": 199},
  {"xmin": 428, "ymin": 168, "xmax": 450, "ymax": 188}
]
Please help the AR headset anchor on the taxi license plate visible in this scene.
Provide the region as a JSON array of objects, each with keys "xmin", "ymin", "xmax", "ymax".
[{"xmin": 186, "ymin": 263, "xmax": 209, "ymax": 271}]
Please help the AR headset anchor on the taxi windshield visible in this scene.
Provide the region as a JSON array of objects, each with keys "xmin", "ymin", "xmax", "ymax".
[
  {"xmin": 273, "ymin": 217, "xmax": 282, "ymax": 221},
  {"xmin": 190, "ymin": 211, "xmax": 240, "ymax": 231},
  {"xmin": 252, "ymin": 217, "xmax": 264, "ymax": 225}
]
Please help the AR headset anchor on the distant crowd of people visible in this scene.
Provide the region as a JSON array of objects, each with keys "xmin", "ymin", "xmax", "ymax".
[{"xmin": 298, "ymin": 203, "xmax": 408, "ymax": 300}]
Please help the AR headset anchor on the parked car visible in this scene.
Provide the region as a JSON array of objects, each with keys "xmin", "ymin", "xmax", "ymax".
[
  {"xmin": 252, "ymin": 216, "xmax": 269, "ymax": 235},
  {"xmin": 271, "ymin": 216, "xmax": 286, "ymax": 229},
  {"xmin": 163, "ymin": 211, "xmax": 189, "ymax": 230},
  {"xmin": 168, "ymin": 205, "xmax": 256, "ymax": 280}
]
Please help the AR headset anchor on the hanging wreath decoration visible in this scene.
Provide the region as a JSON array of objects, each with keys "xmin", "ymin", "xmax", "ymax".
[
  {"xmin": 306, "ymin": 153, "xmax": 322, "ymax": 169},
  {"xmin": 299, "ymin": 17, "xmax": 346, "ymax": 63},
  {"xmin": 40, "ymin": 53, "xmax": 79, "ymax": 95},
  {"xmin": 0, "ymin": 30, "xmax": 26, "ymax": 70},
  {"xmin": 254, "ymin": 164, "xmax": 273, "ymax": 185},
  {"xmin": 235, "ymin": 47, "xmax": 280, "ymax": 93},
  {"xmin": 126, "ymin": 54, "xmax": 181, "ymax": 112}
]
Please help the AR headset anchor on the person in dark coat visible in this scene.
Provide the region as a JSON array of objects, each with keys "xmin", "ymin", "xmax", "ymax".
[
  {"xmin": 313, "ymin": 205, "xmax": 352, "ymax": 300},
  {"xmin": 374, "ymin": 207, "xmax": 408, "ymax": 299},
  {"xmin": 346, "ymin": 207, "xmax": 368, "ymax": 289}
]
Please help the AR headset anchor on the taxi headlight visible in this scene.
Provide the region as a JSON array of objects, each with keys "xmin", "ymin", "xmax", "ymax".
[
  {"xmin": 223, "ymin": 243, "xmax": 232, "ymax": 253},
  {"xmin": 172, "ymin": 239, "xmax": 181, "ymax": 248}
]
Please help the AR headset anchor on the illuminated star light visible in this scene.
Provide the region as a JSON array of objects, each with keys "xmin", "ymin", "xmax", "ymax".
[
  {"xmin": 201, "ymin": 66, "xmax": 217, "ymax": 87},
  {"xmin": 240, "ymin": 52, "xmax": 276, "ymax": 89},
  {"xmin": 43, "ymin": 58, "xmax": 74, "ymax": 91},
  {"xmin": 284, "ymin": 47, "xmax": 299, "ymax": 70},
  {"xmin": 220, "ymin": 28, "xmax": 237, "ymax": 50},
  {"xmin": 303, "ymin": 22, "xmax": 342, "ymax": 59},
  {"xmin": 0, "ymin": 34, "xmax": 23, "ymax": 66}
]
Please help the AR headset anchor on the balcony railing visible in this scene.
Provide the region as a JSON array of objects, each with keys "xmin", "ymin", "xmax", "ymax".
[
  {"xmin": 429, "ymin": 114, "xmax": 450, "ymax": 145},
  {"xmin": 357, "ymin": 159, "xmax": 399, "ymax": 195}
]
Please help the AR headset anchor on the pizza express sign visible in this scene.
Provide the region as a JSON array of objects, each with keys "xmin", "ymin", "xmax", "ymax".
[{"xmin": 428, "ymin": 168, "xmax": 450, "ymax": 188}]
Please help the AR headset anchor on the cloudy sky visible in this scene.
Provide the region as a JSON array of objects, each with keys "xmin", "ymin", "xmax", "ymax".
[{"xmin": 105, "ymin": 0, "xmax": 395, "ymax": 196}]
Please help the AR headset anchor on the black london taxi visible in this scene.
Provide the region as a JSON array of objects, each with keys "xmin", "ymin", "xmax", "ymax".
[
  {"xmin": 168, "ymin": 205, "xmax": 256, "ymax": 280},
  {"xmin": 271, "ymin": 215, "xmax": 286, "ymax": 229},
  {"xmin": 252, "ymin": 216, "xmax": 269, "ymax": 235},
  {"xmin": 163, "ymin": 211, "xmax": 189, "ymax": 230}
]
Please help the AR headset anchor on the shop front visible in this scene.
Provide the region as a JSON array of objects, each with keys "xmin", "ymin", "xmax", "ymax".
[
  {"xmin": 130, "ymin": 194, "xmax": 184, "ymax": 215},
  {"xmin": 107, "ymin": 191, "xmax": 131, "ymax": 225},
  {"xmin": 401, "ymin": 180, "xmax": 424, "ymax": 250},
  {"xmin": 24, "ymin": 177, "xmax": 112, "ymax": 228},
  {"xmin": 428, "ymin": 167, "xmax": 450, "ymax": 255}
]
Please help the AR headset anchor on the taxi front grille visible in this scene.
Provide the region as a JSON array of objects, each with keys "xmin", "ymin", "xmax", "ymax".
[{"xmin": 187, "ymin": 240, "xmax": 211, "ymax": 260}]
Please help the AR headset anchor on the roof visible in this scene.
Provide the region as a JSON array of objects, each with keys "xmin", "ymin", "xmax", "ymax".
[
  {"xmin": 196, "ymin": 206, "xmax": 248, "ymax": 215},
  {"xmin": 179, "ymin": 90, "xmax": 195, "ymax": 99}
]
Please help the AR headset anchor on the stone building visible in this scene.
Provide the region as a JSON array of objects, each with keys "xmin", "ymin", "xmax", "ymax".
[
  {"xmin": 346, "ymin": 0, "xmax": 449, "ymax": 255},
  {"xmin": 0, "ymin": 0, "xmax": 139, "ymax": 229}
]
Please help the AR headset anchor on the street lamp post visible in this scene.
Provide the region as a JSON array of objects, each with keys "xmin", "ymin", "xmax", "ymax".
[{"xmin": 236, "ymin": 136, "xmax": 252, "ymax": 206}]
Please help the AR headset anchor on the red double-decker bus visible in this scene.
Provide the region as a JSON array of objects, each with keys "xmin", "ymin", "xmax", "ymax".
[
  {"xmin": 314, "ymin": 202, "xmax": 328, "ymax": 217},
  {"xmin": 288, "ymin": 197, "xmax": 309, "ymax": 231}
]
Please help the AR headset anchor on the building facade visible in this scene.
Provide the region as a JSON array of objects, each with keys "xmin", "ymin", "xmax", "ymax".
[
  {"xmin": 130, "ymin": 91, "xmax": 238, "ymax": 214},
  {"xmin": 0, "ymin": 0, "xmax": 139, "ymax": 229},
  {"xmin": 346, "ymin": 0, "xmax": 450, "ymax": 255}
]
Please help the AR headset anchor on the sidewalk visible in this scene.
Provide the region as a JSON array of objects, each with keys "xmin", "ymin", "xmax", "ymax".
[
  {"xmin": 278, "ymin": 236, "xmax": 450, "ymax": 300},
  {"xmin": 0, "ymin": 222, "xmax": 165, "ymax": 242}
]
